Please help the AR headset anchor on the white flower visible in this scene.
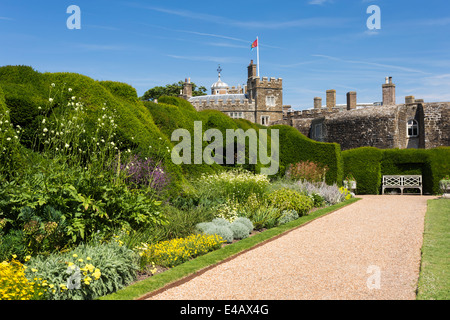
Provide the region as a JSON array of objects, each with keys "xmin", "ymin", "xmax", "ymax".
[
  {"xmin": 6, "ymin": 137, "xmax": 11, "ymax": 141},
  {"xmin": 68, "ymin": 88, "xmax": 72, "ymax": 92},
  {"xmin": 43, "ymin": 128, "xmax": 48, "ymax": 132},
  {"xmin": 65, "ymin": 143, "xmax": 70, "ymax": 148},
  {"xmin": 51, "ymin": 83, "xmax": 55, "ymax": 87},
  {"xmin": 42, "ymin": 119, "xmax": 46, "ymax": 124},
  {"xmin": 72, "ymin": 96, "xmax": 76, "ymax": 100},
  {"xmin": 49, "ymin": 98, "xmax": 53, "ymax": 102}
]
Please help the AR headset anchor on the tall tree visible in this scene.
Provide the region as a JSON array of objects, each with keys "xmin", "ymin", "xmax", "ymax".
[{"xmin": 140, "ymin": 81, "xmax": 207, "ymax": 101}]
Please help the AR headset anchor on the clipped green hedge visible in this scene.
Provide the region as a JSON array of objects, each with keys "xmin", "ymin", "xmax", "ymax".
[
  {"xmin": 343, "ymin": 147, "xmax": 450, "ymax": 194},
  {"xmin": 0, "ymin": 66, "xmax": 186, "ymax": 194},
  {"xmin": 99, "ymin": 81, "xmax": 139, "ymax": 102},
  {"xmin": 343, "ymin": 147, "xmax": 383, "ymax": 194},
  {"xmin": 270, "ymin": 125, "xmax": 343, "ymax": 185}
]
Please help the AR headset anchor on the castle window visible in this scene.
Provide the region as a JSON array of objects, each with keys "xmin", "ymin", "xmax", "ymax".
[
  {"xmin": 407, "ymin": 119, "xmax": 419, "ymax": 137},
  {"xmin": 261, "ymin": 116, "xmax": 270, "ymax": 126},
  {"xmin": 314, "ymin": 124, "xmax": 323, "ymax": 139},
  {"xmin": 266, "ymin": 96, "xmax": 276, "ymax": 107},
  {"xmin": 229, "ymin": 112, "xmax": 243, "ymax": 119}
]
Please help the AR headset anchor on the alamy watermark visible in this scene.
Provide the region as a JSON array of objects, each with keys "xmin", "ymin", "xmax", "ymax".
[
  {"xmin": 366, "ymin": 265, "xmax": 381, "ymax": 290},
  {"xmin": 67, "ymin": 5, "xmax": 81, "ymax": 30},
  {"xmin": 367, "ymin": 5, "xmax": 381, "ymax": 30},
  {"xmin": 170, "ymin": 121, "xmax": 279, "ymax": 175}
]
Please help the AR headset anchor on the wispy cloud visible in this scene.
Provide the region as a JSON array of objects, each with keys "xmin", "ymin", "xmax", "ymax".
[
  {"xmin": 0, "ymin": 16, "xmax": 13, "ymax": 21},
  {"xmin": 128, "ymin": 4, "xmax": 352, "ymax": 30},
  {"xmin": 166, "ymin": 54, "xmax": 246, "ymax": 64},
  {"xmin": 312, "ymin": 54, "xmax": 429, "ymax": 74}
]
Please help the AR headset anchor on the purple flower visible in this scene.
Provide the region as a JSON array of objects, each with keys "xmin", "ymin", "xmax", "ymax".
[{"xmin": 117, "ymin": 154, "xmax": 170, "ymax": 192}]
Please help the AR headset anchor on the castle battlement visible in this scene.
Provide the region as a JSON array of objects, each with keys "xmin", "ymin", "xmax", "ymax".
[
  {"xmin": 190, "ymin": 97, "xmax": 255, "ymax": 112},
  {"xmin": 249, "ymin": 77, "xmax": 283, "ymax": 88}
]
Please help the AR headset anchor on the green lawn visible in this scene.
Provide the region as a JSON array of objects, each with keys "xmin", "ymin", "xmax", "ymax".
[{"xmin": 416, "ymin": 198, "xmax": 450, "ymax": 300}]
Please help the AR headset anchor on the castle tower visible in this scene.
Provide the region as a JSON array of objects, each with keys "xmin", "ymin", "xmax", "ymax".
[{"xmin": 246, "ymin": 60, "xmax": 283, "ymax": 125}]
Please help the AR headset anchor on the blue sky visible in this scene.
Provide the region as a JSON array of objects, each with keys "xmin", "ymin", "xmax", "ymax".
[{"xmin": 1, "ymin": 0, "xmax": 450, "ymax": 110}]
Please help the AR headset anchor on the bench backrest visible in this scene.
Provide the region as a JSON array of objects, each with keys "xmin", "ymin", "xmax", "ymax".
[{"xmin": 382, "ymin": 175, "xmax": 422, "ymax": 186}]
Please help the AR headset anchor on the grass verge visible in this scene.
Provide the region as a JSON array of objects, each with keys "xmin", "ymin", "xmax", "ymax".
[
  {"xmin": 99, "ymin": 197, "xmax": 361, "ymax": 300},
  {"xmin": 416, "ymin": 198, "xmax": 450, "ymax": 300}
]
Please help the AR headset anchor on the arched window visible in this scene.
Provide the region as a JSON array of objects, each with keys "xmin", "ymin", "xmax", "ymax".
[{"xmin": 407, "ymin": 119, "xmax": 419, "ymax": 137}]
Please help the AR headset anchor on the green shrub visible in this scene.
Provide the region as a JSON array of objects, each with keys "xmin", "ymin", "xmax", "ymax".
[
  {"xmin": 267, "ymin": 188, "xmax": 314, "ymax": 216},
  {"xmin": 191, "ymin": 170, "xmax": 270, "ymax": 203},
  {"xmin": 196, "ymin": 222, "xmax": 233, "ymax": 243},
  {"xmin": 230, "ymin": 221, "xmax": 251, "ymax": 240},
  {"xmin": 24, "ymin": 242, "xmax": 139, "ymax": 300},
  {"xmin": 211, "ymin": 217, "xmax": 232, "ymax": 228},
  {"xmin": 279, "ymin": 210, "xmax": 300, "ymax": 225},
  {"xmin": 233, "ymin": 217, "xmax": 254, "ymax": 233}
]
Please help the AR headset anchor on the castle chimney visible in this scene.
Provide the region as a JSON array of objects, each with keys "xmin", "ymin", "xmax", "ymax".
[
  {"xmin": 382, "ymin": 77, "xmax": 396, "ymax": 106},
  {"xmin": 314, "ymin": 97, "xmax": 322, "ymax": 110},
  {"xmin": 248, "ymin": 60, "xmax": 257, "ymax": 79},
  {"xmin": 326, "ymin": 90, "xmax": 336, "ymax": 111},
  {"xmin": 346, "ymin": 92, "xmax": 357, "ymax": 110},
  {"xmin": 405, "ymin": 95, "xmax": 415, "ymax": 104}
]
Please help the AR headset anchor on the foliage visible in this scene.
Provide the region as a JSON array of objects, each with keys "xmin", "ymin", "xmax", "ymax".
[
  {"xmin": 267, "ymin": 188, "xmax": 314, "ymax": 216},
  {"xmin": 196, "ymin": 220, "xmax": 234, "ymax": 243},
  {"xmin": 233, "ymin": 217, "xmax": 254, "ymax": 233},
  {"xmin": 24, "ymin": 241, "xmax": 139, "ymax": 300},
  {"xmin": 230, "ymin": 221, "xmax": 251, "ymax": 240},
  {"xmin": 278, "ymin": 210, "xmax": 300, "ymax": 225},
  {"xmin": 296, "ymin": 180, "xmax": 350, "ymax": 205},
  {"xmin": 136, "ymin": 234, "xmax": 224, "ymax": 268},
  {"xmin": 286, "ymin": 160, "xmax": 328, "ymax": 182},
  {"xmin": 140, "ymin": 81, "xmax": 207, "ymax": 101},
  {"xmin": 192, "ymin": 169, "xmax": 270, "ymax": 203},
  {"xmin": 246, "ymin": 206, "xmax": 281, "ymax": 230}
]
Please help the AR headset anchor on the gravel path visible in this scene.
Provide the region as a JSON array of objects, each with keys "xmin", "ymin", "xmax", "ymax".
[{"xmin": 146, "ymin": 195, "xmax": 436, "ymax": 300}]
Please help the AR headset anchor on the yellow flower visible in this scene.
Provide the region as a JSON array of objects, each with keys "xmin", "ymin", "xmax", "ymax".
[
  {"xmin": 92, "ymin": 269, "xmax": 101, "ymax": 280},
  {"xmin": 31, "ymin": 268, "xmax": 38, "ymax": 273},
  {"xmin": 24, "ymin": 255, "xmax": 31, "ymax": 262},
  {"xmin": 72, "ymin": 254, "xmax": 78, "ymax": 258},
  {"xmin": 12, "ymin": 254, "xmax": 17, "ymax": 259}
]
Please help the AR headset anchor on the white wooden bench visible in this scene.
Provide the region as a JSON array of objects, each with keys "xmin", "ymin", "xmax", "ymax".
[{"xmin": 382, "ymin": 175, "xmax": 422, "ymax": 195}]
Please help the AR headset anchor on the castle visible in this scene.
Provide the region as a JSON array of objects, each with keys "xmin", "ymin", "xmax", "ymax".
[
  {"xmin": 181, "ymin": 61, "xmax": 450, "ymax": 150},
  {"xmin": 182, "ymin": 61, "xmax": 286, "ymax": 126}
]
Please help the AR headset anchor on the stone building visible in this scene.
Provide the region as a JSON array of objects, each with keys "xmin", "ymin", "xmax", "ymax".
[
  {"xmin": 182, "ymin": 61, "xmax": 286, "ymax": 126},
  {"xmin": 181, "ymin": 62, "xmax": 450, "ymax": 150},
  {"xmin": 278, "ymin": 77, "xmax": 450, "ymax": 150}
]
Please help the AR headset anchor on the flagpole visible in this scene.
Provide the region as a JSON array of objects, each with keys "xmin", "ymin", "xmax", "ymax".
[{"xmin": 256, "ymin": 36, "xmax": 260, "ymax": 77}]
